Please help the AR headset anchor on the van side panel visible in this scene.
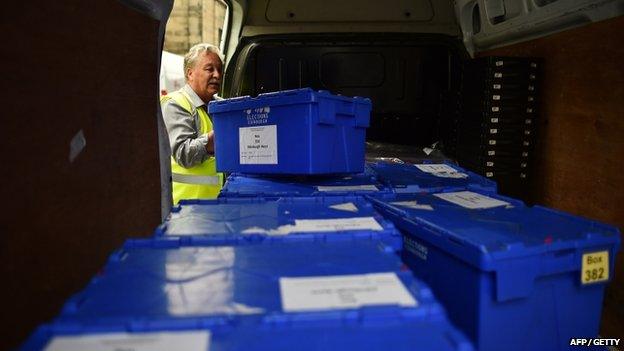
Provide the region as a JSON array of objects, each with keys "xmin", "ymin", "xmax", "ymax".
[
  {"xmin": 0, "ymin": 1, "xmax": 162, "ymax": 349},
  {"xmin": 480, "ymin": 15, "xmax": 624, "ymax": 341}
]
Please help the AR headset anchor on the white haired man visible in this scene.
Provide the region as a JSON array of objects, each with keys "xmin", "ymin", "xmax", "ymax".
[{"xmin": 161, "ymin": 43, "xmax": 224, "ymax": 204}]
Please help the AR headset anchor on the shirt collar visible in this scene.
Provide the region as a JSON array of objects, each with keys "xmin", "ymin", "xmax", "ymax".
[{"xmin": 182, "ymin": 84, "xmax": 209, "ymax": 108}]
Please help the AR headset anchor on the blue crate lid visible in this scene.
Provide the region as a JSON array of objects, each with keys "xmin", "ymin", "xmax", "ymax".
[
  {"xmin": 220, "ymin": 173, "xmax": 391, "ymax": 198},
  {"xmin": 208, "ymin": 88, "xmax": 371, "ymax": 116},
  {"xmin": 154, "ymin": 196, "xmax": 401, "ymax": 248},
  {"xmin": 22, "ymin": 316, "xmax": 473, "ymax": 351},
  {"xmin": 58, "ymin": 240, "xmax": 443, "ymax": 325},
  {"xmin": 368, "ymin": 191, "xmax": 621, "ymax": 301},
  {"xmin": 366, "ymin": 160, "xmax": 497, "ymax": 193}
]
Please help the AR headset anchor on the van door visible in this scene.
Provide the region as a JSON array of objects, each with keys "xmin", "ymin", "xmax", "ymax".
[{"xmin": 454, "ymin": 0, "xmax": 624, "ymax": 55}]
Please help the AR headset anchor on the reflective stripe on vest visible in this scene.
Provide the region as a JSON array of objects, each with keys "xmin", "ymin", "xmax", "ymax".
[
  {"xmin": 161, "ymin": 90, "xmax": 222, "ymax": 204},
  {"xmin": 171, "ymin": 173, "xmax": 221, "ymax": 185}
]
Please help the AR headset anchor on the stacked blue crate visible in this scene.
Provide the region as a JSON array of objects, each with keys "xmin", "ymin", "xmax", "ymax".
[
  {"xmin": 220, "ymin": 172, "xmax": 392, "ymax": 199},
  {"xmin": 58, "ymin": 240, "xmax": 433, "ymax": 320},
  {"xmin": 368, "ymin": 190, "xmax": 621, "ymax": 351},
  {"xmin": 22, "ymin": 318, "xmax": 474, "ymax": 351},
  {"xmin": 22, "ymin": 240, "xmax": 474, "ymax": 351},
  {"xmin": 366, "ymin": 160, "xmax": 497, "ymax": 194},
  {"xmin": 153, "ymin": 196, "xmax": 401, "ymax": 250},
  {"xmin": 209, "ymin": 88, "xmax": 371, "ymax": 174}
]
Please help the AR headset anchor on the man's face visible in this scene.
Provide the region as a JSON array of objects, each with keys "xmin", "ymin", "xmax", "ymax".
[{"xmin": 187, "ymin": 51, "xmax": 222, "ymax": 102}]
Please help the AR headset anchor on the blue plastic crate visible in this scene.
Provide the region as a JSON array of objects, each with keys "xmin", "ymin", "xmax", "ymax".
[
  {"xmin": 208, "ymin": 88, "xmax": 371, "ymax": 174},
  {"xmin": 219, "ymin": 173, "xmax": 391, "ymax": 198},
  {"xmin": 366, "ymin": 160, "xmax": 497, "ymax": 193},
  {"xmin": 58, "ymin": 240, "xmax": 445, "ymax": 325},
  {"xmin": 154, "ymin": 196, "xmax": 401, "ymax": 249},
  {"xmin": 22, "ymin": 314, "xmax": 473, "ymax": 351},
  {"xmin": 368, "ymin": 191, "xmax": 621, "ymax": 351}
]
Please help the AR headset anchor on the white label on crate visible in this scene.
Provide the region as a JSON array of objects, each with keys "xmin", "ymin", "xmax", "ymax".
[
  {"xmin": 528, "ymin": 96, "xmax": 534, "ymax": 101},
  {"xmin": 528, "ymin": 85, "xmax": 535, "ymax": 91},
  {"xmin": 491, "ymin": 118, "xmax": 499, "ymax": 123},
  {"xmin": 527, "ymin": 108, "xmax": 533, "ymax": 113},
  {"xmin": 494, "ymin": 72, "xmax": 503, "ymax": 78},
  {"xmin": 490, "ymin": 128, "xmax": 498, "ymax": 134},
  {"xmin": 486, "ymin": 172, "xmax": 494, "ymax": 177},
  {"xmin": 495, "ymin": 60, "xmax": 504, "ymax": 66},
  {"xmin": 390, "ymin": 201, "xmax": 434, "ymax": 211},
  {"xmin": 523, "ymin": 141, "xmax": 530, "ymax": 146},
  {"xmin": 531, "ymin": 62, "xmax": 538, "ymax": 68},
  {"xmin": 525, "ymin": 130, "xmax": 531, "ymax": 135},
  {"xmin": 414, "ymin": 164, "xmax": 468, "ymax": 178},
  {"xmin": 239, "ymin": 125, "xmax": 278, "ymax": 165},
  {"xmin": 522, "ymin": 152, "xmax": 528, "ymax": 157},
  {"xmin": 492, "ymin": 95, "xmax": 501, "ymax": 100},
  {"xmin": 329, "ymin": 202, "xmax": 360, "ymax": 213},
  {"xmin": 530, "ymin": 74, "xmax": 536, "ymax": 80},
  {"xmin": 293, "ymin": 217, "xmax": 383, "ymax": 232},
  {"xmin": 44, "ymin": 331, "xmax": 210, "ymax": 351},
  {"xmin": 492, "ymin": 106, "xmax": 500, "ymax": 112},
  {"xmin": 486, "ymin": 162, "xmax": 494, "ymax": 167},
  {"xmin": 279, "ymin": 272, "xmax": 417, "ymax": 312},
  {"xmin": 415, "ymin": 164, "xmax": 456, "ymax": 173},
  {"xmin": 520, "ymin": 173, "xmax": 527, "ymax": 178},
  {"xmin": 489, "ymin": 140, "xmax": 497, "ymax": 145},
  {"xmin": 525, "ymin": 119, "xmax": 532, "ymax": 124},
  {"xmin": 521, "ymin": 163, "xmax": 527, "ymax": 168},
  {"xmin": 488, "ymin": 150, "xmax": 496, "ymax": 156},
  {"xmin": 242, "ymin": 217, "xmax": 383, "ymax": 236},
  {"xmin": 317, "ymin": 185, "xmax": 379, "ymax": 192},
  {"xmin": 493, "ymin": 84, "xmax": 502, "ymax": 89},
  {"xmin": 433, "ymin": 172, "xmax": 469, "ymax": 179},
  {"xmin": 434, "ymin": 191, "xmax": 510, "ymax": 209}
]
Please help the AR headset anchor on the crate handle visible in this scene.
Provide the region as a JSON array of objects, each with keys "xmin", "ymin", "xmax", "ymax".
[
  {"xmin": 495, "ymin": 258, "xmax": 539, "ymax": 301},
  {"xmin": 318, "ymin": 100, "xmax": 355, "ymax": 124}
]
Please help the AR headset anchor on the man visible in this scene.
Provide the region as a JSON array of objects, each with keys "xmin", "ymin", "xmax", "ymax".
[{"xmin": 161, "ymin": 43, "xmax": 224, "ymax": 204}]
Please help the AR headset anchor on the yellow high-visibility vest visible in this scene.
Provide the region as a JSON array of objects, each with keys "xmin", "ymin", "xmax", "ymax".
[{"xmin": 161, "ymin": 90, "xmax": 223, "ymax": 204}]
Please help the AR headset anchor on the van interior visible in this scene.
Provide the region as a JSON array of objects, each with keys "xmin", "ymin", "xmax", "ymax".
[{"xmin": 2, "ymin": 0, "xmax": 623, "ymax": 348}]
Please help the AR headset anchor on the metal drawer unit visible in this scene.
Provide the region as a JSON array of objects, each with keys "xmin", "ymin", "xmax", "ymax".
[{"xmin": 456, "ymin": 56, "xmax": 542, "ymax": 202}]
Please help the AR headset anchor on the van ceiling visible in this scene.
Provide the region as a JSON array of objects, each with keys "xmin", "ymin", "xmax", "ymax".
[
  {"xmin": 265, "ymin": 0, "xmax": 435, "ymax": 22},
  {"xmin": 229, "ymin": 0, "xmax": 624, "ymax": 59},
  {"xmin": 240, "ymin": 0, "xmax": 460, "ymax": 37}
]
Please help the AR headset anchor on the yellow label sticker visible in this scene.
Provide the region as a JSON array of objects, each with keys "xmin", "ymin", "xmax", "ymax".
[{"xmin": 581, "ymin": 251, "xmax": 609, "ymax": 284}]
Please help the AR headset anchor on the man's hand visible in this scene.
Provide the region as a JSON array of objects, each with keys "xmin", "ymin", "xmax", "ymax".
[{"xmin": 206, "ymin": 131, "xmax": 215, "ymax": 154}]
